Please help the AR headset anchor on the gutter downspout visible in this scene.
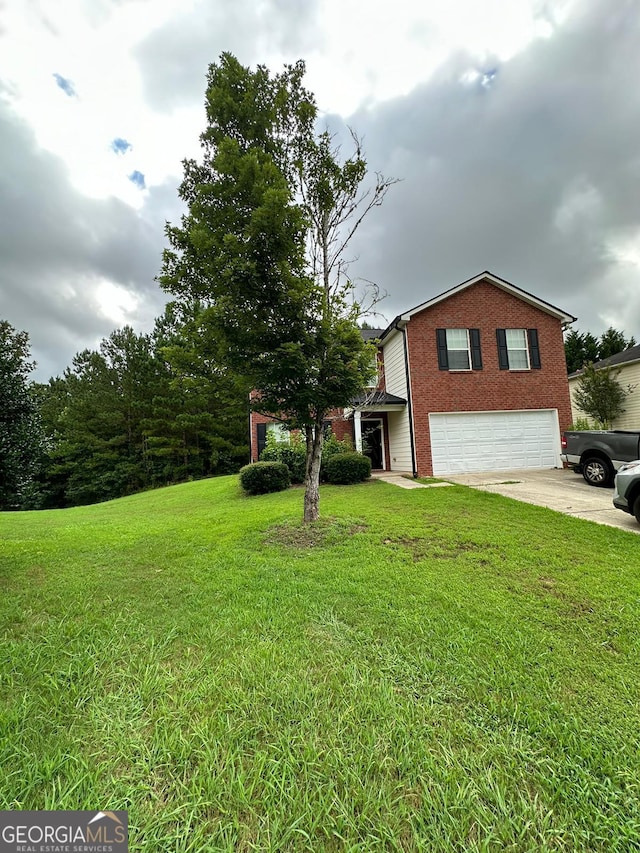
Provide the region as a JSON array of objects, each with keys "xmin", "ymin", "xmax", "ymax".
[{"xmin": 398, "ymin": 322, "xmax": 418, "ymax": 478}]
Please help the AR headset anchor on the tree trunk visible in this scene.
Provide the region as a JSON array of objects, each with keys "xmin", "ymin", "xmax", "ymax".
[{"xmin": 303, "ymin": 417, "xmax": 324, "ymax": 522}]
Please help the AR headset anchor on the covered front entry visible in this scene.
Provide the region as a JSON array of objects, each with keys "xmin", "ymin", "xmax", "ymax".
[
  {"xmin": 350, "ymin": 390, "xmax": 407, "ymax": 472},
  {"xmin": 428, "ymin": 409, "xmax": 561, "ymax": 475},
  {"xmin": 361, "ymin": 418, "xmax": 384, "ymax": 469}
]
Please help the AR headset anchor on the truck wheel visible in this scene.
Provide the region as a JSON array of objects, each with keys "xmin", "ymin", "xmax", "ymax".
[
  {"xmin": 633, "ymin": 496, "xmax": 640, "ymax": 526},
  {"xmin": 582, "ymin": 457, "xmax": 613, "ymax": 487}
]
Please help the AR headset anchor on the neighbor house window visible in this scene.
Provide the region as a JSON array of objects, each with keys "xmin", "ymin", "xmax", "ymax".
[
  {"xmin": 436, "ymin": 328, "xmax": 482, "ymax": 371},
  {"xmin": 496, "ymin": 328, "xmax": 541, "ymax": 370}
]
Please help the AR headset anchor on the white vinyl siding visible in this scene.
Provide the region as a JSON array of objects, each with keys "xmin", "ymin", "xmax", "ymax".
[
  {"xmin": 387, "ymin": 409, "xmax": 413, "ymax": 472},
  {"xmin": 429, "ymin": 410, "xmax": 561, "ymax": 475},
  {"xmin": 381, "ymin": 331, "xmax": 412, "ymax": 471},
  {"xmin": 381, "ymin": 331, "xmax": 407, "ymax": 397}
]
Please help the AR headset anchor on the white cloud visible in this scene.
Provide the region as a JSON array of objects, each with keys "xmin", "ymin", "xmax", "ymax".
[
  {"xmin": 95, "ymin": 279, "xmax": 140, "ymax": 325},
  {"xmin": 3, "ymin": 0, "xmax": 564, "ymax": 198}
]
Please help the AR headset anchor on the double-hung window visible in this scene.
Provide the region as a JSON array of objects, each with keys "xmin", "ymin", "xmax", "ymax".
[
  {"xmin": 505, "ymin": 329, "xmax": 529, "ymax": 369},
  {"xmin": 446, "ymin": 329, "xmax": 471, "ymax": 370},
  {"xmin": 437, "ymin": 328, "xmax": 482, "ymax": 371},
  {"xmin": 496, "ymin": 328, "xmax": 541, "ymax": 370}
]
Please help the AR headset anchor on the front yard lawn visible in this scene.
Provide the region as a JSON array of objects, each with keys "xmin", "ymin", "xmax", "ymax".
[{"xmin": 1, "ymin": 477, "xmax": 639, "ymax": 851}]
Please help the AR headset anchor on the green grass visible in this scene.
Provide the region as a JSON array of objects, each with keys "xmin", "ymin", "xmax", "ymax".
[{"xmin": 1, "ymin": 476, "xmax": 640, "ymax": 851}]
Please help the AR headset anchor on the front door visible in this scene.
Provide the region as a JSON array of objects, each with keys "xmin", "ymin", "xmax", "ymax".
[{"xmin": 362, "ymin": 420, "xmax": 384, "ymax": 469}]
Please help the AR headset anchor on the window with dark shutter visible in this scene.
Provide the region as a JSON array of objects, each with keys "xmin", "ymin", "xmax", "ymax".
[
  {"xmin": 436, "ymin": 329, "xmax": 449, "ymax": 370},
  {"xmin": 528, "ymin": 329, "xmax": 541, "ymax": 369},
  {"xmin": 437, "ymin": 328, "xmax": 481, "ymax": 370},
  {"xmin": 257, "ymin": 423, "xmax": 267, "ymax": 458},
  {"xmin": 470, "ymin": 328, "xmax": 482, "ymax": 370},
  {"xmin": 497, "ymin": 328, "xmax": 539, "ymax": 369},
  {"xmin": 496, "ymin": 329, "xmax": 509, "ymax": 370}
]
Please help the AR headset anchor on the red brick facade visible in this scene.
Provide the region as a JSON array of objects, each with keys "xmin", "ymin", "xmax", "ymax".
[{"xmin": 405, "ymin": 280, "xmax": 573, "ymax": 476}]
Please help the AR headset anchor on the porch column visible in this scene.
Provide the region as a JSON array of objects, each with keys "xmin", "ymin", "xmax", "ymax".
[{"xmin": 354, "ymin": 409, "xmax": 363, "ymax": 452}]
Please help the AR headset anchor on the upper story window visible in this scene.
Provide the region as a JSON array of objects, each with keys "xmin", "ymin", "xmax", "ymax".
[
  {"xmin": 505, "ymin": 329, "xmax": 529, "ymax": 369},
  {"xmin": 365, "ymin": 354, "xmax": 380, "ymax": 388},
  {"xmin": 446, "ymin": 329, "xmax": 471, "ymax": 370},
  {"xmin": 496, "ymin": 328, "xmax": 541, "ymax": 370},
  {"xmin": 437, "ymin": 328, "xmax": 482, "ymax": 371}
]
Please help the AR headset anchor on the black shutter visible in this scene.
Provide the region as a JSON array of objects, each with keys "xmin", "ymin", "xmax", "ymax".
[
  {"xmin": 470, "ymin": 328, "xmax": 482, "ymax": 370},
  {"xmin": 436, "ymin": 329, "xmax": 449, "ymax": 370},
  {"xmin": 257, "ymin": 423, "xmax": 267, "ymax": 459},
  {"xmin": 528, "ymin": 328, "xmax": 541, "ymax": 369},
  {"xmin": 496, "ymin": 328, "xmax": 509, "ymax": 370}
]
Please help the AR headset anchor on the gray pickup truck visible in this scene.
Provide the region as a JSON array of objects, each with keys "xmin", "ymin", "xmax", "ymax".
[{"xmin": 561, "ymin": 430, "xmax": 640, "ymax": 487}]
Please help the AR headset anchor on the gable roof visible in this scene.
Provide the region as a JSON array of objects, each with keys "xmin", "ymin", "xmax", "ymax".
[
  {"xmin": 568, "ymin": 343, "xmax": 640, "ymax": 379},
  {"xmin": 379, "ymin": 271, "xmax": 576, "ymax": 342},
  {"xmin": 359, "ymin": 328, "xmax": 385, "ymax": 341}
]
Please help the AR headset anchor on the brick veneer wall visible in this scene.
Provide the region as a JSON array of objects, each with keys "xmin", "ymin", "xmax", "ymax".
[
  {"xmin": 327, "ymin": 415, "xmax": 353, "ymax": 444},
  {"xmin": 405, "ymin": 279, "xmax": 573, "ymax": 476}
]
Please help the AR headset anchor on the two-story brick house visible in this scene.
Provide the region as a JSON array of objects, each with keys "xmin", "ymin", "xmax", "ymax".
[{"xmin": 250, "ymin": 271, "xmax": 576, "ymax": 477}]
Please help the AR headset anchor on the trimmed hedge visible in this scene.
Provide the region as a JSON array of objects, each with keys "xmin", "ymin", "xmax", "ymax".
[
  {"xmin": 324, "ymin": 452, "xmax": 371, "ymax": 485},
  {"xmin": 261, "ymin": 441, "xmax": 306, "ymax": 484},
  {"xmin": 320, "ymin": 432, "xmax": 353, "ymax": 482},
  {"xmin": 240, "ymin": 462, "xmax": 290, "ymax": 495}
]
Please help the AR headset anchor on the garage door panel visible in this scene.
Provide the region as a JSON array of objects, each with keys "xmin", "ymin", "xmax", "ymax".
[{"xmin": 429, "ymin": 410, "xmax": 561, "ymax": 475}]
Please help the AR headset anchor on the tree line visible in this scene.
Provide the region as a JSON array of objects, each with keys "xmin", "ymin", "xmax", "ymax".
[
  {"xmin": 564, "ymin": 327, "xmax": 636, "ymax": 374},
  {"xmin": 0, "ymin": 307, "xmax": 249, "ymax": 511}
]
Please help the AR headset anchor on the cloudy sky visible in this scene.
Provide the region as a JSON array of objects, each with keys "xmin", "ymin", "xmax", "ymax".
[{"xmin": 2, "ymin": 0, "xmax": 639, "ymax": 380}]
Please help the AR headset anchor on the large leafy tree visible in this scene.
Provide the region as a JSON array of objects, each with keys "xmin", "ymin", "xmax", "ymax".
[
  {"xmin": 573, "ymin": 363, "xmax": 630, "ymax": 428},
  {"xmin": 0, "ymin": 321, "xmax": 43, "ymax": 509},
  {"xmin": 160, "ymin": 53, "xmax": 394, "ymax": 521}
]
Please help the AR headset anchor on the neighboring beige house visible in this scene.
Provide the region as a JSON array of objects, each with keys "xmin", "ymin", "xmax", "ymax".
[{"xmin": 569, "ymin": 344, "xmax": 640, "ymax": 428}]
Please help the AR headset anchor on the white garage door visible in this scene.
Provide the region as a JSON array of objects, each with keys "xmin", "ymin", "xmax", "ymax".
[{"xmin": 429, "ymin": 409, "xmax": 561, "ymax": 475}]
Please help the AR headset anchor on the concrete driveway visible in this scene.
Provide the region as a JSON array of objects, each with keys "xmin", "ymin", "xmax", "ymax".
[{"xmin": 444, "ymin": 467, "xmax": 640, "ymax": 534}]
